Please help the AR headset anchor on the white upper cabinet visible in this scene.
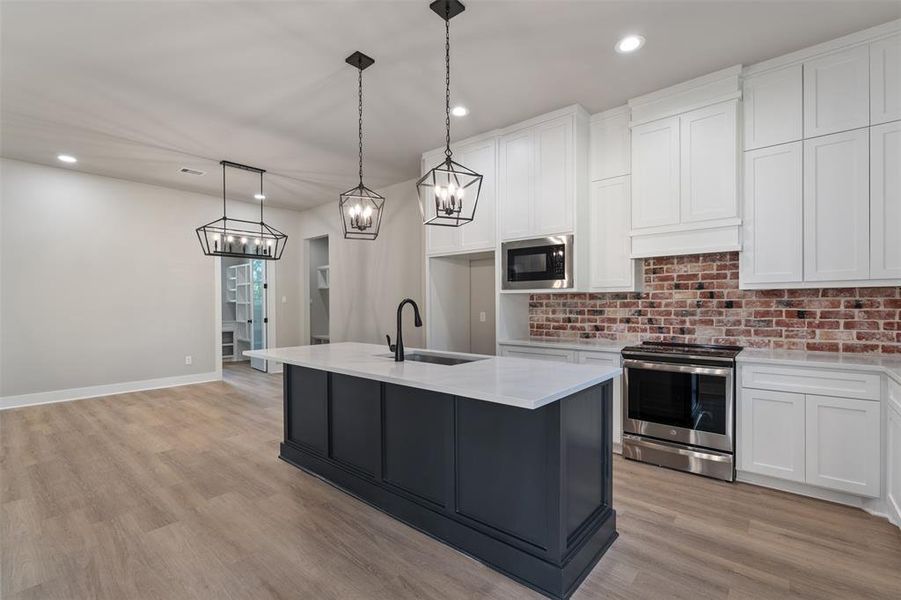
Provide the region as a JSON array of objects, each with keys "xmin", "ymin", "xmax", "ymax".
[
  {"xmin": 803, "ymin": 129, "xmax": 870, "ymax": 281},
  {"xmin": 588, "ymin": 176, "xmax": 639, "ymax": 291},
  {"xmin": 871, "ymin": 120, "xmax": 901, "ymax": 279},
  {"xmin": 498, "ymin": 107, "xmax": 587, "ymax": 242},
  {"xmin": 498, "ymin": 129, "xmax": 534, "ymax": 241},
  {"xmin": 532, "ymin": 116, "xmax": 573, "ymax": 235},
  {"xmin": 589, "ymin": 107, "xmax": 630, "ymax": 181},
  {"xmin": 631, "ymin": 116, "xmax": 680, "ymax": 229},
  {"xmin": 679, "ymin": 101, "xmax": 739, "ymax": 223},
  {"xmin": 423, "ymin": 137, "xmax": 497, "ymax": 255},
  {"xmin": 742, "ymin": 64, "xmax": 803, "ymax": 150},
  {"xmin": 805, "ymin": 394, "xmax": 881, "ymax": 498},
  {"xmin": 804, "ymin": 45, "xmax": 870, "ymax": 138},
  {"xmin": 423, "ymin": 149, "xmax": 460, "ymax": 255},
  {"xmin": 741, "ymin": 141, "xmax": 803, "ymax": 284},
  {"xmin": 871, "ymin": 33, "xmax": 901, "ymax": 125},
  {"xmin": 456, "ymin": 138, "xmax": 497, "ymax": 251}
]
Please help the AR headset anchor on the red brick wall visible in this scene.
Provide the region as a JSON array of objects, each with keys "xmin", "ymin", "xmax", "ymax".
[{"xmin": 529, "ymin": 252, "xmax": 901, "ymax": 353}]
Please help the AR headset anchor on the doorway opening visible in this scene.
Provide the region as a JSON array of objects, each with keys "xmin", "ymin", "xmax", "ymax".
[
  {"xmin": 426, "ymin": 251, "xmax": 496, "ymax": 354},
  {"xmin": 221, "ymin": 257, "xmax": 270, "ymax": 371},
  {"xmin": 307, "ymin": 236, "xmax": 330, "ymax": 345}
]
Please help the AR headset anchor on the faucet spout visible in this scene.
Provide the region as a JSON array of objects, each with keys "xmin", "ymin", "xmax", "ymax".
[{"xmin": 394, "ymin": 298, "xmax": 423, "ymax": 361}]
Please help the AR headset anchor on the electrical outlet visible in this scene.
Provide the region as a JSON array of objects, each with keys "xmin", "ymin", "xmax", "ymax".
[
  {"xmin": 185, "ymin": 355, "xmax": 192, "ymax": 365},
  {"xmin": 479, "ymin": 312, "xmax": 487, "ymax": 323},
  {"xmin": 282, "ymin": 295, "xmax": 287, "ymax": 303}
]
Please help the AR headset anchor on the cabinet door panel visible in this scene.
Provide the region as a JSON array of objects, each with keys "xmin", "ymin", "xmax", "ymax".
[
  {"xmin": 457, "ymin": 139, "xmax": 497, "ymax": 251},
  {"xmin": 499, "ymin": 130, "xmax": 533, "ymax": 240},
  {"xmin": 589, "ymin": 176, "xmax": 634, "ymax": 290},
  {"xmin": 631, "ymin": 117, "xmax": 680, "ymax": 229},
  {"xmin": 871, "ymin": 121, "xmax": 901, "ymax": 279},
  {"xmin": 590, "ymin": 109, "xmax": 630, "ymax": 180},
  {"xmin": 803, "ymin": 129, "xmax": 870, "ymax": 281},
  {"xmin": 739, "ymin": 389, "xmax": 805, "ymax": 482},
  {"xmin": 330, "ymin": 374, "xmax": 381, "ymax": 477},
  {"xmin": 680, "ymin": 101, "xmax": 738, "ymax": 223},
  {"xmin": 804, "ymin": 45, "xmax": 870, "ymax": 138},
  {"xmin": 888, "ymin": 403, "xmax": 901, "ymax": 521},
  {"xmin": 743, "ymin": 65, "xmax": 803, "ymax": 150},
  {"xmin": 741, "ymin": 142, "xmax": 803, "ymax": 284},
  {"xmin": 577, "ymin": 351, "xmax": 622, "ymax": 450},
  {"xmin": 805, "ymin": 394, "xmax": 880, "ymax": 497},
  {"xmin": 871, "ymin": 33, "xmax": 901, "ymax": 126},
  {"xmin": 533, "ymin": 117, "xmax": 573, "ymax": 235},
  {"xmin": 423, "ymin": 151, "xmax": 461, "ymax": 254}
]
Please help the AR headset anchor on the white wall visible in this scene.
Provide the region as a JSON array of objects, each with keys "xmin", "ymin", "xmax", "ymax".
[
  {"xmin": 0, "ymin": 158, "xmax": 303, "ymax": 399},
  {"xmin": 297, "ymin": 178, "xmax": 425, "ymax": 348}
]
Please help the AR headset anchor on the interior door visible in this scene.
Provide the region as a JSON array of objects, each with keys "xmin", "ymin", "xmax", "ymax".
[{"xmin": 250, "ymin": 259, "xmax": 268, "ymax": 372}]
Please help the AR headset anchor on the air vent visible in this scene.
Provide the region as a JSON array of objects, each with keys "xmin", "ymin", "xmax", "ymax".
[{"xmin": 179, "ymin": 167, "xmax": 206, "ymax": 176}]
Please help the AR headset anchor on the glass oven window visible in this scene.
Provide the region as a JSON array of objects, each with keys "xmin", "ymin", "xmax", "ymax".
[{"xmin": 627, "ymin": 369, "xmax": 727, "ymax": 435}]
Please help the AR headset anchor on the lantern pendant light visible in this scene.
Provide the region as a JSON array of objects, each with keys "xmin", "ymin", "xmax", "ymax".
[
  {"xmin": 416, "ymin": 0, "xmax": 482, "ymax": 228},
  {"xmin": 339, "ymin": 51, "xmax": 385, "ymax": 241},
  {"xmin": 196, "ymin": 161, "xmax": 288, "ymax": 260}
]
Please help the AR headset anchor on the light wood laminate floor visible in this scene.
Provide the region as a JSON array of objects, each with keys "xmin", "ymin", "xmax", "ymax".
[{"xmin": 2, "ymin": 362, "xmax": 899, "ymax": 599}]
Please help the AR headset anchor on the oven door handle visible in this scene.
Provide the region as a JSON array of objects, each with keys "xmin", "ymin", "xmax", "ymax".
[{"xmin": 623, "ymin": 359, "xmax": 732, "ymax": 378}]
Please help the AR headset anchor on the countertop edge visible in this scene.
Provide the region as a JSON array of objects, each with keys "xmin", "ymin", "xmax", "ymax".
[{"xmin": 246, "ymin": 348, "xmax": 621, "ymax": 410}]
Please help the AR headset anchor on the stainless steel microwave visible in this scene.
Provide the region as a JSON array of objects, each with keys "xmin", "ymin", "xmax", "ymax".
[{"xmin": 501, "ymin": 235, "xmax": 573, "ymax": 290}]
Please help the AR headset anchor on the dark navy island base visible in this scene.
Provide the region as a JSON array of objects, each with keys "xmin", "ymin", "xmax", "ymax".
[{"xmin": 279, "ymin": 364, "xmax": 617, "ymax": 599}]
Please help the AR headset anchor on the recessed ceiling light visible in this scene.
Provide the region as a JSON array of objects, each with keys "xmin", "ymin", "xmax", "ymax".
[
  {"xmin": 254, "ymin": 193, "xmax": 266, "ymax": 200},
  {"xmin": 451, "ymin": 105, "xmax": 469, "ymax": 117},
  {"xmin": 57, "ymin": 154, "xmax": 77, "ymax": 163},
  {"xmin": 615, "ymin": 35, "xmax": 645, "ymax": 54}
]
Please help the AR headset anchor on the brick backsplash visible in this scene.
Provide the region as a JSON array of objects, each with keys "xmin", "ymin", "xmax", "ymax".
[{"xmin": 529, "ymin": 252, "xmax": 901, "ymax": 353}]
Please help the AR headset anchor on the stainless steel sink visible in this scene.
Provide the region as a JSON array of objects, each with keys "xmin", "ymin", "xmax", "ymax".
[{"xmin": 377, "ymin": 352, "xmax": 484, "ymax": 366}]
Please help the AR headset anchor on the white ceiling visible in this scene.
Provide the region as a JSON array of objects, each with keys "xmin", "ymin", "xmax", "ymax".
[{"xmin": 2, "ymin": 1, "xmax": 899, "ymax": 210}]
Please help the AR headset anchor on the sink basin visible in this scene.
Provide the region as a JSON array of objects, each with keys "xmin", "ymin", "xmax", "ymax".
[{"xmin": 377, "ymin": 352, "xmax": 484, "ymax": 366}]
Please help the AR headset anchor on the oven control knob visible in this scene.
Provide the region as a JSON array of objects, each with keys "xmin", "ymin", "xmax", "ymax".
[{"xmin": 670, "ymin": 429, "xmax": 677, "ymax": 436}]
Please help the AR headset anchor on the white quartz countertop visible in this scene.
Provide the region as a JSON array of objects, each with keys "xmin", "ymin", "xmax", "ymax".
[
  {"xmin": 738, "ymin": 348, "xmax": 901, "ymax": 385},
  {"xmin": 245, "ymin": 342, "xmax": 620, "ymax": 410},
  {"xmin": 497, "ymin": 337, "xmax": 628, "ymax": 353}
]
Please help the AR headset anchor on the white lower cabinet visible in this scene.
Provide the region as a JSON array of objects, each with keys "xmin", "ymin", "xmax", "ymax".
[
  {"xmin": 498, "ymin": 345, "xmax": 574, "ymax": 363},
  {"xmin": 805, "ymin": 394, "xmax": 881, "ymax": 498},
  {"xmin": 887, "ymin": 384, "xmax": 901, "ymax": 521},
  {"xmin": 739, "ymin": 389, "xmax": 806, "ymax": 482},
  {"xmin": 577, "ymin": 350, "xmax": 623, "ymax": 450},
  {"xmin": 739, "ymin": 368, "xmax": 882, "ymax": 499},
  {"xmin": 497, "ymin": 344, "xmax": 623, "ymax": 450}
]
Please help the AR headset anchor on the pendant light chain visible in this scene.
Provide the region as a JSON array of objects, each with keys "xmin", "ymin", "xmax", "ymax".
[
  {"xmin": 444, "ymin": 5, "xmax": 452, "ymax": 159},
  {"xmin": 358, "ymin": 65, "xmax": 364, "ymax": 186}
]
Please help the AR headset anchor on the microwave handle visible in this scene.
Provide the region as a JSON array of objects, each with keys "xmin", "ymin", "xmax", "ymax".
[{"xmin": 623, "ymin": 359, "xmax": 732, "ymax": 378}]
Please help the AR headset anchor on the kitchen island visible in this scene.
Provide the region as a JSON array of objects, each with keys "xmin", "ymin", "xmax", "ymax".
[{"xmin": 245, "ymin": 342, "xmax": 619, "ymax": 599}]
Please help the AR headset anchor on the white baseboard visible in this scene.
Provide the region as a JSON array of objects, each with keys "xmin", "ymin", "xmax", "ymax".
[
  {"xmin": 0, "ymin": 371, "xmax": 221, "ymax": 410},
  {"xmin": 738, "ymin": 470, "xmax": 900, "ymax": 529}
]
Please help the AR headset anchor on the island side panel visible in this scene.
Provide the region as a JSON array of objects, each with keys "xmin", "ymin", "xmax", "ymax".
[
  {"xmin": 382, "ymin": 385, "xmax": 454, "ymax": 508},
  {"xmin": 285, "ymin": 366, "xmax": 328, "ymax": 455},
  {"xmin": 455, "ymin": 397, "xmax": 560, "ymax": 554},
  {"xmin": 330, "ymin": 374, "xmax": 381, "ymax": 478},
  {"xmin": 561, "ymin": 383, "xmax": 610, "ymax": 545}
]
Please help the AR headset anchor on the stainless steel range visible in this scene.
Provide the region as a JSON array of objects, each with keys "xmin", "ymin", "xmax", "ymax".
[{"xmin": 620, "ymin": 342, "xmax": 742, "ymax": 481}]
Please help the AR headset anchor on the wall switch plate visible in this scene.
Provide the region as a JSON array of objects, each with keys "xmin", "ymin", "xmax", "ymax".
[
  {"xmin": 185, "ymin": 355, "xmax": 192, "ymax": 365},
  {"xmin": 480, "ymin": 312, "xmax": 487, "ymax": 322}
]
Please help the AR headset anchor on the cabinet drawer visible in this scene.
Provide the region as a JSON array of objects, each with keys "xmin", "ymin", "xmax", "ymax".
[
  {"xmin": 740, "ymin": 364, "xmax": 880, "ymax": 400},
  {"xmin": 575, "ymin": 350, "xmax": 620, "ymax": 368},
  {"xmin": 498, "ymin": 345, "xmax": 575, "ymax": 363}
]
